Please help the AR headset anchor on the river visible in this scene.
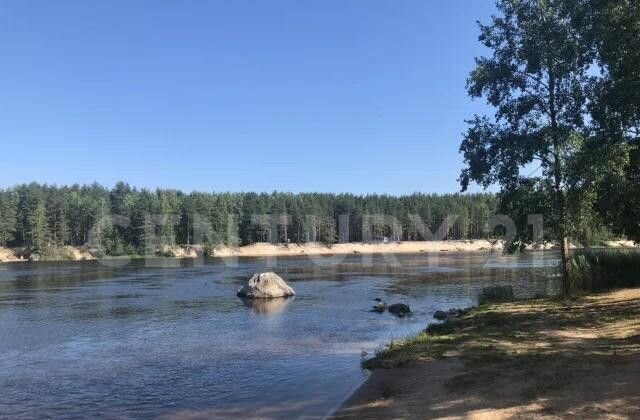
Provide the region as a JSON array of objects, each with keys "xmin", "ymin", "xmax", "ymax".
[{"xmin": 0, "ymin": 252, "xmax": 557, "ymax": 419}]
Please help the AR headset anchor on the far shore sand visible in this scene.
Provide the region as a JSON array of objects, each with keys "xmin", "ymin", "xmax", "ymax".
[
  {"xmin": 211, "ymin": 240, "xmax": 503, "ymax": 258},
  {"xmin": 1, "ymin": 240, "xmax": 636, "ymax": 263},
  {"xmin": 0, "ymin": 240, "xmax": 502, "ymax": 263}
]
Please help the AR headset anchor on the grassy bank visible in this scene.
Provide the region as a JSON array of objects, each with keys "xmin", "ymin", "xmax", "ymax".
[
  {"xmin": 338, "ymin": 288, "xmax": 640, "ymax": 418},
  {"xmin": 364, "ymin": 291, "xmax": 640, "ymax": 370}
]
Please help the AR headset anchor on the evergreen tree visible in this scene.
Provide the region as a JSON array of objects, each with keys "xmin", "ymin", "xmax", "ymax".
[
  {"xmin": 29, "ymin": 201, "xmax": 50, "ymax": 250},
  {"xmin": 0, "ymin": 191, "xmax": 18, "ymax": 247},
  {"xmin": 0, "ymin": 182, "xmax": 506, "ymax": 252}
]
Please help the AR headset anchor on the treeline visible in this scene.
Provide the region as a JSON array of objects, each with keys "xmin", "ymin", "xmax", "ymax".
[{"xmin": 0, "ymin": 182, "xmax": 498, "ymax": 255}]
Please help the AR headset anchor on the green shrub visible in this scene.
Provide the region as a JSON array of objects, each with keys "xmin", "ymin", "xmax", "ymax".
[
  {"xmin": 568, "ymin": 250, "xmax": 640, "ymax": 292},
  {"xmin": 478, "ymin": 285, "xmax": 515, "ymax": 305},
  {"xmin": 38, "ymin": 246, "xmax": 75, "ymax": 261}
]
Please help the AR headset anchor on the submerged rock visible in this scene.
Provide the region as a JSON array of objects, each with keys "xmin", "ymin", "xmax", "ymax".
[
  {"xmin": 388, "ymin": 303, "xmax": 411, "ymax": 317},
  {"xmin": 433, "ymin": 310, "xmax": 448, "ymax": 320},
  {"xmin": 371, "ymin": 301, "xmax": 387, "ymax": 313},
  {"xmin": 433, "ymin": 308, "xmax": 468, "ymax": 321},
  {"xmin": 237, "ymin": 272, "xmax": 295, "ymax": 299},
  {"xmin": 447, "ymin": 308, "xmax": 461, "ymax": 317}
]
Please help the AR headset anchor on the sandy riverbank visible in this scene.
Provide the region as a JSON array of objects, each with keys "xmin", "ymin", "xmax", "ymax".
[
  {"xmin": 211, "ymin": 240, "xmax": 637, "ymax": 258},
  {"xmin": 333, "ymin": 288, "xmax": 640, "ymax": 419},
  {"xmin": 0, "ymin": 241, "xmax": 500, "ymax": 263},
  {"xmin": 0, "ymin": 246, "xmax": 96, "ymax": 263},
  {"xmin": 210, "ymin": 239, "xmax": 635, "ymax": 258},
  {"xmin": 0, "ymin": 247, "xmax": 20, "ymax": 262},
  {"xmin": 1, "ymin": 240, "xmax": 636, "ymax": 263},
  {"xmin": 211, "ymin": 240, "xmax": 503, "ymax": 258}
]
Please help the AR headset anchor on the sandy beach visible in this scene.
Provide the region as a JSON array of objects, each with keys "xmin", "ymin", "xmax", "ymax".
[
  {"xmin": 0, "ymin": 240, "xmax": 501, "ymax": 263},
  {"xmin": 1, "ymin": 240, "xmax": 637, "ymax": 263},
  {"xmin": 0, "ymin": 246, "xmax": 95, "ymax": 263},
  {"xmin": 211, "ymin": 240, "xmax": 502, "ymax": 258},
  {"xmin": 211, "ymin": 240, "xmax": 637, "ymax": 259}
]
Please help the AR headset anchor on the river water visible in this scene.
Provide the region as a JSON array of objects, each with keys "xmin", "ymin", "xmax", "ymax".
[{"xmin": 0, "ymin": 252, "xmax": 557, "ymax": 419}]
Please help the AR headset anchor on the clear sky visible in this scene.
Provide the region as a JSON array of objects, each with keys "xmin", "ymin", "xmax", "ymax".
[{"xmin": 1, "ymin": 0, "xmax": 496, "ymax": 194}]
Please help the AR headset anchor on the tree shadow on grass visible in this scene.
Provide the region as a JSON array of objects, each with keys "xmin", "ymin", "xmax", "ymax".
[{"xmin": 343, "ymin": 290, "xmax": 640, "ymax": 419}]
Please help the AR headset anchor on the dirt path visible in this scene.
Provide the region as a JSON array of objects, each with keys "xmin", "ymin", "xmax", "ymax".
[{"xmin": 334, "ymin": 289, "xmax": 640, "ymax": 419}]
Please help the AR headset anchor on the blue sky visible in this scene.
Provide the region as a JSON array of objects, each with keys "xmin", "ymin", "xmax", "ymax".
[{"xmin": 1, "ymin": 0, "xmax": 496, "ymax": 194}]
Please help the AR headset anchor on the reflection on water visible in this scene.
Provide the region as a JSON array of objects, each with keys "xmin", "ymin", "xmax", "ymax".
[
  {"xmin": 241, "ymin": 297, "xmax": 293, "ymax": 316},
  {"xmin": 0, "ymin": 252, "xmax": 558, "ymax": 419}
]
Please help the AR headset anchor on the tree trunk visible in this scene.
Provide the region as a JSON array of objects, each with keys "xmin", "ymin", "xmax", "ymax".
[
  {"xmin": 553, "ymin": 149, "xmax": 570, "ymax": 296},
  {"xmin": 559, "ymin": 234, "xmax": 570, "ymax": 295},
  {"xmin": 548, "ymin": 64, "xmax": 571, "ymax": 296}
]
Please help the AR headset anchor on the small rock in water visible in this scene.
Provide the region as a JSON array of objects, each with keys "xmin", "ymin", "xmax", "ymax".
[
  {"xmin": 433, "ymin": 308, "xmax": 468, "ymax": 321},
  {"xmin": 371, "ymin": 301, "xmax": 387, "ymax": 313},
  {"xmin": 373, "ymin": 297, "xmax": 382, "ymax": 302},
  {"xmin": 388, "ymin": 303, "xmax": 411, "ymax": 317}
]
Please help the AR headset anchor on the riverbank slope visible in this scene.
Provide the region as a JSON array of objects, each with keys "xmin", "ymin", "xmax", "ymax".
[{"xmin": 334, "ymin": 288, "xmax": 640, "ymax": 419}]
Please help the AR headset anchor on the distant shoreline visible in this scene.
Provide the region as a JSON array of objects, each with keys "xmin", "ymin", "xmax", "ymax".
[
  {"xmin": 1, "ymin": 240, "xmax": 636, "ymax": 263},
  {"xmin": 211, "ymin": 240, "xmax": 502, "ymax": 258},
  {"xmin": 0, "ymin": 241, "xmax": 501, "ymax": 263},
  {"xmin": 211, "ymin": 239, "xmax": 637, "ymax": 259}
]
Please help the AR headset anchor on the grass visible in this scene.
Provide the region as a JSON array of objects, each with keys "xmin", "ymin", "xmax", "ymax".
[
  {"xmin": 477, "ymin": 285, "xmax": 515, "ymax": 305},
  {"xmin": 362, "ymin": 287, "xmax": 640, "ymax": 403},
  {"xmin": 363, "ymin": 286, "xmax": 517, "ymax": 368}
]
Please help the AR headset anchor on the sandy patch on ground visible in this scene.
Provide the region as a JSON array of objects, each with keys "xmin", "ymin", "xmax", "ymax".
[{"xmin": 334, "ymin": 289, "xmax": 640, "ymax": 420}]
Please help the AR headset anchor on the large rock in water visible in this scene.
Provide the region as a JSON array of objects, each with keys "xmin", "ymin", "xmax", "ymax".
[
  {"xmin": 237, "ymin": 272, "xmax": 295, "ymax": 299},
  {"xmin": 388, "ymin": 303, "xmax": 411, "ymax": 317}
]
